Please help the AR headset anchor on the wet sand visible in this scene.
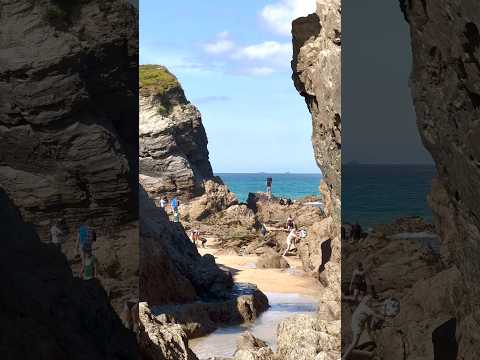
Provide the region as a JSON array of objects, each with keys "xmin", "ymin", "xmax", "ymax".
[{"xmin": 198, "ymin": 238, "xmax": 321, "ymax": 298}]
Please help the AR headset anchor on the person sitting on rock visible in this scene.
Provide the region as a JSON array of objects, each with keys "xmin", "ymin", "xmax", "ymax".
[
  {"xmin": 342, "ymin": 295, "xmax": 384, "ymax": 360},
  {"xmin": 286, "ymin": 215, "xmax": 295, "ymax": 231},
  {"xmin": 80, "ymin": 248, "xmax": 97, "ymax": 281},
  {"xmin": 282, "ymin": 229, "xmax": 299, "ymax": 256}
]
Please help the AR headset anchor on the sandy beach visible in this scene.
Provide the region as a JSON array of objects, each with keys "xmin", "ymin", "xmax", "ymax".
[{"xmin": 198, "ymin": 238, "xmax": 321, "ymax": 299}]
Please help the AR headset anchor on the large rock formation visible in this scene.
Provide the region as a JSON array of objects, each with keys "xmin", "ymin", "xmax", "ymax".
[
  {"xmin": 273, "ymin": 1, "xmax": 342, "ymax": 359},
  {"xmin": 140, "ymin": 186, "xmax": 234, "ymax": 305},
  {"xmin": 0, "ymin": 189, "xmax": 139, "ymax": 359},
  {"xmin": 0, "ymin": 0, "xmax": 139, "ymax": 236},
  {"xmin": 139, "ymin": 65, "xmax": 216, "ymax": 201},
  {"xmin": 402, "ymin": 0, "xmax": 480, "ymax": 357}
]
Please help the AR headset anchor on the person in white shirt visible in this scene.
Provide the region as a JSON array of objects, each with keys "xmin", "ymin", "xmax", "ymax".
[
  {"xmin": 160, "ymin": 197, "xmax": 166, "ymax": 209},
  {"xmin": 282, "ymin": 229, "xmax": 299, "ymax": 256},
  {"xmin": 342, "ymin": 295, "xmax": 384, "ymax": 360}
]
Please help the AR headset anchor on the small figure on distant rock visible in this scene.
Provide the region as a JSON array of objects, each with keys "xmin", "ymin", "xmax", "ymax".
[
  {"xmin": 171, "ymin": 196, "xmax": 179, "ymax": 214},
  {"xmin": 50, "ymin": 219, "xmax": 66, "ymax": 252},
  {"xmin": 286, "ymin": 215, "xmax": 295, "ymax": 231},
  {"xmin": 160, "ymin": 196, "xmax": 168, "ymax": 209},
  {"xmin": 282, "ymin": 229, "xmax": 300, "ymax": 256},
  {"xmin": 286, "ymin": 198, "xmax": 293, "ymax": 206},
  {"xmin": 260, "ymin": 223, "xmax": 268, "ymax": 237},
  {"xmin": 279, "ymin": 198, "xmax": 285, "ymax": 206},
  {"xmin": 342, "ymin": 295, "xmax": 384, "ymax": 360},
  {"xmin": 76, "ymin": 222, "xmax": 92, "ymax": 265},
  {"xmin": 266, "ymin": 177, "xmax": 272, "ymax": 199},
  {"xmin": 348, "ymin": 262, "xmax": 369, "ymax": 301},
  {"xmin": 352, "ymin": 221, "xmax": 363, "ymax": 241},
  {"xmin": 80, "ymin": 247, "xmax": 98, "ymax": 281}
]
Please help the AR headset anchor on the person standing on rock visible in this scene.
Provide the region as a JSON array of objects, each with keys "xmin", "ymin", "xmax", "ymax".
[
  {"xmin": 342, "ymin": 295, "xmax": 384, "ymax": 360},
  {"xmin": 282, "ymin": 229, "xmax": 299, "ymax": 256},
  {"xmin": 49, "ymin": 219, "xmax": 65, "ymax": 252},
  {"xmin": 348, "ymin": 262, "xmax": 369, "ymax": 301},
  {"xmin": 286, "ymin": 215, "xmax": 295, "ymax": 231},
  {"xmin": 266, "ymin": 177, "xmax": 272, "ymax": 199},
  {"xmin": 160, "ymin": 196, "xmax": 167, "ymax": 209},
  {"xmin": 80, "ymin": 247, "xmax": 98, "ymax": 281}
]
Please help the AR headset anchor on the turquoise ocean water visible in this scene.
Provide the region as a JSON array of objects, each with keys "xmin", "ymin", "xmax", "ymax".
[
  {"xmin": 216, "ymin": 173, "xmax": 322, "ymax": 203},
  {"xmin": 343, "ymin": 164, "xmax": 436, "ymax": 227},
  {"xmin": 218, "ymin": 165, "xmax": 436, "ymax": 228}
]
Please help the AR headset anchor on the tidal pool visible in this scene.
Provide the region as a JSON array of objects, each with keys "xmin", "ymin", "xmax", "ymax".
[{"xmin": 189, "ymin": 292, "xmax": 318, "ymax": 359}]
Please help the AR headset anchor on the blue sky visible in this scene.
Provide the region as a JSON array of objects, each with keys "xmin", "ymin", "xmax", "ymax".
[{"xmin": 140, "ymin": 0, "xmax": 319, "ymax": 174}]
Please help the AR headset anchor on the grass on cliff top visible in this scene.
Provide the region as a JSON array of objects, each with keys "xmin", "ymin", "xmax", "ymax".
[{"xmin": 139, "ymin": 65, "xmax": 180, "ymax": 97}]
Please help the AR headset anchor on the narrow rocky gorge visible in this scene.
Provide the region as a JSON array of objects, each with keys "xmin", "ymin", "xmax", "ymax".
[
  {"xmin": 140, "ymin": 1, "xmax": 342, "ymax": 359},
  {"xmin": 0, "ymin": 0, "xmax": 142, "ymax": 357}
]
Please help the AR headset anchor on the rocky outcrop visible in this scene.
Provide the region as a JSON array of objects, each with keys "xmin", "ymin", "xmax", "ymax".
[
  {"xmin": 140, "ymin": 186, "xmax": 234, "ymax": 305},
  {"xmin": 0, "ymin": 0, "xmax": 139, "ymax": 237},
  {"xmin": 151, "ymin": 284, "xmax": 269, "ymax": 339},
  {"xmin": 286, "ymin": 1, "xmax": 341, "ymax": 359},
  {"xmin": 139, "ymin": 65, "xmax": 216, "ymax": 201},
  {"xmin": 138, "ymin": 302, "xmax": 199, "ymax": 360},
  {"xmin": 0, "ymin": 189, "xmax": 139, "ymax": 359},
  {"xmin": 402, "ymin": 0, "xmax": 480, "ymax": 357}
]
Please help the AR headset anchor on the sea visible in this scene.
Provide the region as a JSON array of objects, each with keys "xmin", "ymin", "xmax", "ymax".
[
  {"xmin": 216, "ymin": 173, "xmax": 322, "ymax": 203},
  {"xmin": 342, "ymin": 164, "xmax": 436, "ymax": 228},
  {"xmin": 218, "ymin": 165, "xmax": 436, "ymax": 228}
]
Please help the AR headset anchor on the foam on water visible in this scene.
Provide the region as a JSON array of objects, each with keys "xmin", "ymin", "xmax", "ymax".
[{"xmin": 189, "ymin": 292, "xmax": 318, "ymax": 359}]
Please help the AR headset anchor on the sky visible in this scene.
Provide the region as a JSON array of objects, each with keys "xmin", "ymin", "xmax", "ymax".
[
  {"xmin": 342, "ymin": 0, "xmax": 433, "ymax": 164},
  {"xmin": 139, "ymin": 0, "xmax": 319, "ymax": 173}
]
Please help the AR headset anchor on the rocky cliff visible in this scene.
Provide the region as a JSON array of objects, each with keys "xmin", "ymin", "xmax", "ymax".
[
  {"xmin": 139, "ymin": 65, "xmax": 216, "ymax": 201},
  {"xmin": 0, "ymin": 0, "xmax": 139, "ymax": 236},
  {"xmin": 0, "ymin": 189, "xmax": 139, "ymax": 359},
  {"xmin": 404, "ymin": 0, "xmax": 480, "ymax": 357},
  {"xmin": 270, "ymin": 1, "xmax": 342, "ymax": 359}
]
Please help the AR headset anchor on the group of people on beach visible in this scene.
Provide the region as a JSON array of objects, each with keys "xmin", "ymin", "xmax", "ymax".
[
  {"xmin": 342, "ymin": 221, "xmax": 366, "ymax": 241},
  {"xmin": 49, "ymin": 219, "xmax": 98, "ymax": 281},
  {"xmin": 160, "ymin": 195, "xmax": 180, "ymax": 222}
]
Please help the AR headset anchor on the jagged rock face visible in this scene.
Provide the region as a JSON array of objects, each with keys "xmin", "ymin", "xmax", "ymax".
[
  {"xmin": 292, "ymin": 1, "xmax": 341, "ymax": 218},
  {"xmin": 405, "ymin": 0, "xmax": 480, "ymax": 357},
  {"xmin": 0, "ymin": 189, "xmax": 139, "ymax": 359},
  {"xmin": 139, "ymin": 65, "xmax": 214, "ymax": 201},
  {"xmin": 0, "ymin": 0, "xmax": 139, "ymax": 236},
  {"xmin": 139, "ymin": 186, "xmax": 234, "ymax": 306},
  {"xmin": 289, "ymin": 2, "xmax": 341, "ymax": 359},
  {"xmin": 138, "ymin": 302, "xmax": 199, "ymax": 360}
]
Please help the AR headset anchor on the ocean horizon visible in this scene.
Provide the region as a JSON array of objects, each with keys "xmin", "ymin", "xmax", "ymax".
[{"xmin": 216, "ymin": 173, "xmax": 322, "ymax": 203}]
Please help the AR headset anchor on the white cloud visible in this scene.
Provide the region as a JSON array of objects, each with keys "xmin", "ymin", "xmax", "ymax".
[
  {"xmin": 204, "ymin": 32, "xmax": 235, "ymax": 54},
  {"xmin": 261, "ymin": 0, "xmax": 317, "ymax": 36},
  {"xmin": 248, "ymin": 67, "xmax": 276, "ymax": 76},
  {"xmin": 235, "ymin": 41, "xmax": 291, "ymax": 60}
]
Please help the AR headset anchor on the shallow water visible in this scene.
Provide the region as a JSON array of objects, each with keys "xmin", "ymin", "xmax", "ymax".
[{"xmin": 189, "ymin": 292, "xmax": 318, "ymax": 359}]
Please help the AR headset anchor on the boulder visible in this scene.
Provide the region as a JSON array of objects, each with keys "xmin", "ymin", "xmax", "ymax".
[
  {"xmin": 256, "ymin": 249, "xmax": 290, "ymax": 269},
  {"xmin": 138, "ymin": 302, "xmax": 199, "ymax": 360},
  {"xmin": 233, "ymin": 332, "xmax": 274, "ymax": 360}
]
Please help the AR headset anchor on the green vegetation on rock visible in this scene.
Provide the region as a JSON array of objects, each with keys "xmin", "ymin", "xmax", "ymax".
[{"xmin": 139, "ymin": 65, "xmax": 180, "ymax": 97}]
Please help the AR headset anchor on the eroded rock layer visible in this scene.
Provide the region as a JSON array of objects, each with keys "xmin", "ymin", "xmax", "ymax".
[
  {"xmin": 0, "ymin": 0, "xmax": 139, "ymax": 236},
  {"xmin": 405, "ymin": 0, "xmax": 480, "ymax": 357},
  {"xmin": 139, "ymin": 65, "xmax": 216, "ymax": 201}
]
